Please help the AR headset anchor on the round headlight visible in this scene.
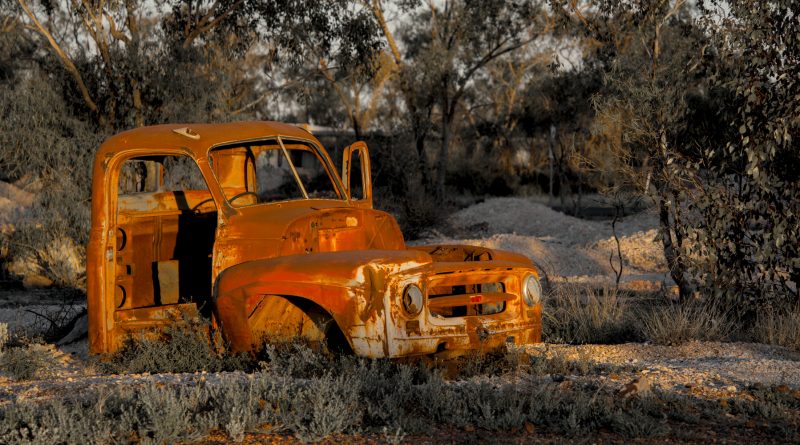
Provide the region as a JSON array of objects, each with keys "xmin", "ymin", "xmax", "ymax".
[
  {"xmin": 402, "ymin": 284, "xmax": 424, "ymax": 316},
  {"xmin": 522, "ymin": 274, "xmax": 542, "ymax": 307}
]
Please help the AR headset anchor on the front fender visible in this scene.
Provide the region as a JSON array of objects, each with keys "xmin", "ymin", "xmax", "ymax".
[{"xmin": 213, "ymin": 249, "xmax": 432, "ymax": 352}]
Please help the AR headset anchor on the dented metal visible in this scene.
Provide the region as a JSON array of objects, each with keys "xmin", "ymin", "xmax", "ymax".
[{"xmin": 87, "ymin": 121, "xmax": 542, "ymax": 357}]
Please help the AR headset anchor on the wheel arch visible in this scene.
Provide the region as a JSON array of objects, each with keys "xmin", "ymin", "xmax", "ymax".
[{"xmin": 213, "ymin": 276, "xmax": 359, "ymax": 353}]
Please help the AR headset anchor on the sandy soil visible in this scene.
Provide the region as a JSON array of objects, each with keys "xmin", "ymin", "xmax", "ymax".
[
  {"xmin": 414, "ymin": 197, "xmax": 671, "ymax": 290},
  {"xmin": 1, "ymin": 196, "xmax": 799, "ymax": 444},
  {"xmin": 522, "ymin": 341, "xmax": 800, "ymax": 397}
]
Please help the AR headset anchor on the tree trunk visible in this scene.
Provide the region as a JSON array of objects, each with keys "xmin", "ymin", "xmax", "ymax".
[
  {"xmin": 437, "ymin": 115, "xmax": 451, "ymax": 200},
  {"xmin": 436, "ymin": 80, "xmax": 451, "ymax": 200},
  {"xmin": 352, "ymin": 115, "xmax": 362, "ymax": 141},
  {"xmin": 548, "ymin": 125, "xmax": 555, "ymax": 205},
  {"xmin": 658, "ymin": 195, "xmax": 693, "ymax": 299}
]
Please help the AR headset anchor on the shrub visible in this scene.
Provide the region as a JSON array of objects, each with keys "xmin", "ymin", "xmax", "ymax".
[
  {"xmin": 639, "ymin": 300, "xmax": 734, "ymax": 346},
  {"xmin": 97, "ymin": 320, "xmax": 252, "ymax": 374},
  {"xmin": 1, "ymin": 348, "xmax": 799, "ymax": 443},
  {"xmin": 0, "ymin": 341, "xmax": 58, "ymax": 381},
  {"xmin": 287, "ymin": 372, "xmax": 365, "ymax": 442},
  {"xmin": 259, "ymin": 339, "xmax": 334, "ymax": 379},
  {"xmin": 543, "ymin": 285, "xmax": 639, "ymax": 344},
  {"xmin": 0, "ymin": 70, "xmax": 103, "ymax": 288}
]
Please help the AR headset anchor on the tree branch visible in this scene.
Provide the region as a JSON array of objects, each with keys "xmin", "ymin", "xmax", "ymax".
[
  {"xmin": 17, "ymin": 0, "xmax": 99, "ymax": 114},
  {"xmin": 182, "ymin": 0, "xmax": 244, "ymax": 48}
]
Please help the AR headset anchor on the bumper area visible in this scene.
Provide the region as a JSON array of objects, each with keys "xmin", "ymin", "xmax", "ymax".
[{"xmin": 384, "ymin": 306, "xmax": 541, "ymax": 358}]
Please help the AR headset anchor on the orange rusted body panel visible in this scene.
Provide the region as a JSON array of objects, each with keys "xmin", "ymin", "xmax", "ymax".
[{"xmin": 87, "ymin": 121, "xmax": 542, "ymax": 357}]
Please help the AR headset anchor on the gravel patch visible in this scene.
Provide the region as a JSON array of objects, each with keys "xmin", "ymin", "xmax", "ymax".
[
  {"xmin": 522, "ymin": 341, "xmax": 800, "ymax": 397},
  {"xmin": 415, "ymin": 197, "xmax": 669, "ymax": 286}
]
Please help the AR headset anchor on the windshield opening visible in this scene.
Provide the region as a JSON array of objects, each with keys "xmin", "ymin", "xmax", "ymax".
[{"xmin": 209, "ymin": 138, "xmax": 342, "ymax": 207}]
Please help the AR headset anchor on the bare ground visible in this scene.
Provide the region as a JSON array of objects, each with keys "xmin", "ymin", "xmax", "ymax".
[{"xmin": 1, "ymin": 197, "xmax": 799, "ymax": 443}]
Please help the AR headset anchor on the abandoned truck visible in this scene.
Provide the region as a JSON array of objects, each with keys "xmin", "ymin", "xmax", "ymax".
[{"xmin": 87, "ymin": 121, "xmax": 543, "ymax": 358}]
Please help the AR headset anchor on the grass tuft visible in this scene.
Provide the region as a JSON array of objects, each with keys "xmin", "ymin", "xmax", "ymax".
[
  {"xmin": 751, "ymin": 305, "xmax": 800, "ymax": 351},
  {"xmin": 0, "ymin": 340, "xmax": 58, "ymax": 381},
  {"xmin": 639, "ymin": 300, "xmax": 734, "ymax": 345},
  {"xmin": 543, "ymin": 285, "xmax": 638, "ymax": 344}
]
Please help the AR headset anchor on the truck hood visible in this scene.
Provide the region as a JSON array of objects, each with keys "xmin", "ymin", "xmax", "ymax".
[{"xmin": 219, "ymin": 201, "xmax": 406, "ymax": 258}]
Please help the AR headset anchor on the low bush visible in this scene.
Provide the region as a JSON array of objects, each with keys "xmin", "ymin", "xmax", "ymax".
[
  {"xmin": 97, "ymin": 320, "xmax": 253, "ymax": 374},
  {"xmin": 1, "ymin": 342, "xmax": 798, "ymax": 443},
  {"xmin": 0, "ymin": 339, "xmax": 58, "ymax": 381},
  {"xmin": 543, "ymin": 285, "xmax": 639, "ymax": 344}
]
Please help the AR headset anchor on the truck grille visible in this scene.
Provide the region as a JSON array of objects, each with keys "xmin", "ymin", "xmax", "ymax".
[{"xmin": 427, "ymin": 282, "xmax": 509, "ymax": 317}]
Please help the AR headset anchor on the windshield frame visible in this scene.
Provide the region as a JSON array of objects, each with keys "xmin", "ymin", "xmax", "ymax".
[{"xmin": 206, "ymin": 135, "xmax": 348, "ymax": 209}]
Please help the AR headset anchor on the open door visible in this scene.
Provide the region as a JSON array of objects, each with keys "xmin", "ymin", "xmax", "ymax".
[{"xmin": 342, "ymin": 141, "xmax": 372, "ymax": 209}]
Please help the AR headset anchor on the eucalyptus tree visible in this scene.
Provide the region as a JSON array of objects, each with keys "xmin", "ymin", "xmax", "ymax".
[{"xmin": 367, "ymin": 0, "xmax": 550, "ymax": 199}]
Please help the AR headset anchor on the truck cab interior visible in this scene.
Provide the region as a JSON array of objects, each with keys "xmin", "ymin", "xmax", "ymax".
[{"xmin": 114, "ymin": 155, "xmax": 217, "ymax": 318}]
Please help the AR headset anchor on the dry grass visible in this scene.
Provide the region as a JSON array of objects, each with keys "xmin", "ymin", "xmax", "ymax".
[
  {"xmin": 751, "ymin": 306, "xmax": 800, "ymax": 351},
  {"xmin": 639, "ymin": 299, "xmax": 734, "ymax": 346},
  {"xmin": 543, "ymin": 284, "xmax": 639, "ymax": 344}
]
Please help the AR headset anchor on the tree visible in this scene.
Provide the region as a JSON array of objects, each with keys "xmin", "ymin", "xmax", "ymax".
[
  {"xmin": 557, "ymin": 0, "xmax": 712, "ymax": 299},
  {"xmin": 691, "ymin": 0, "xmax": 800, "ymax": 313},
  {"xmin": 12, "ymin": 0, "xmax": 382, "ymax": 130},
  {"xmin": 367, "ymin": 0, "xmax": 549, "ymax": 199}
]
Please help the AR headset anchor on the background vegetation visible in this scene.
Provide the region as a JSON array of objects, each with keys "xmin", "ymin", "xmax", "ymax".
[{"xmin": 0, "ymin": 0, "xmax": 797, "ymax": 320}]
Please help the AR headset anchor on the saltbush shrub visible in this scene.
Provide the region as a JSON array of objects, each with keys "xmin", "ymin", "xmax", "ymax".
[{"xmin": 97, "ymin": 321, "xmax": 252, "ymax": 374}]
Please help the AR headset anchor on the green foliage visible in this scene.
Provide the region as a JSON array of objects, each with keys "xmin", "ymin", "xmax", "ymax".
[
  {"xmin": 0, "ymin": 70, "xmax": 102, "ymax": 287},
  {"xmin": 554, "ymin": 0, "xmax": 799, "ymax": 317},
  {"xmin": 683, "ymin": 0, "xmax": 800, "ymax": 314}
]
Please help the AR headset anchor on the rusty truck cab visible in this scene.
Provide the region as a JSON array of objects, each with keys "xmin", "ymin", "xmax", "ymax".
[{"xmin": 87, "ymin": 121, "xmax": 542, "ymax": 357}]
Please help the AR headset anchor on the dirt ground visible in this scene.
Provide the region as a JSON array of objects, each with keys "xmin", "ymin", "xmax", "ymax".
[{"xmin": 1, "ymin": 196, "xmax": 799, "ymax": 443}]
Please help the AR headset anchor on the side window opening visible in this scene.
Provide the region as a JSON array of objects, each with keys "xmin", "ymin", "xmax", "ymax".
[
  {"xmin": 348, "ymin": 149, "xmax": 365, "ymax": 201},
  {"xmin": 115, "ymin": 155, "xmax": 216, "ymax": 317}
]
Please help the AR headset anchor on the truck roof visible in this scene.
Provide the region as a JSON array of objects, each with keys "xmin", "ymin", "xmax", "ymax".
[{"xmin": 96, "ymin": 121, "xmax": 318, "ymax": 158}]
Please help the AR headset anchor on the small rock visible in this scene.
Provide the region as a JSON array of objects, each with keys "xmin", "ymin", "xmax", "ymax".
[
  {"xmin": 618, "ymin": 375, "xmax": 651, "ymax": 399},
  {"xmin": 726, "ymin": 385, "xmax": 737, "ymax": 393},
  {"xmin": 22, "ymin": 274, "xmax": 53, "ymax": 288}
]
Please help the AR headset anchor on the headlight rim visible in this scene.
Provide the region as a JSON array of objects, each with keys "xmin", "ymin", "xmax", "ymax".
[
  {"xmin": 402, "ymin": 283, "xmax": 424, "ymax": 316},
  {"xmin": 521, "ymin": 273, "xmax": 542, "ymax": 307}
]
